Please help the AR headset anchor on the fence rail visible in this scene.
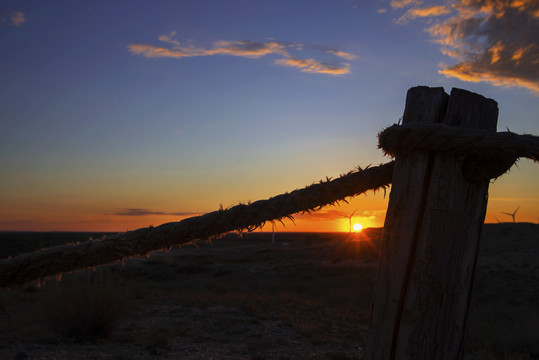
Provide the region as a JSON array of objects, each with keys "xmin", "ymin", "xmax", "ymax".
[{"xmin": 0, "ymin": 162, "xmax": 395, "ymax": 288}]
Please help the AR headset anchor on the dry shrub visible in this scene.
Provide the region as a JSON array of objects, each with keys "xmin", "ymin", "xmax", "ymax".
[{"xmin": 46, "ymin": 272, "xmax": 131, "ymax": 341}]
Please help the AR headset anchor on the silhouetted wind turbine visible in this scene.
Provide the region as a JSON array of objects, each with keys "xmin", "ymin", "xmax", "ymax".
[
  {"xmin": 342, "ymin": 209, "xmax": 358, "ymax": 234},
  {"xmin": 502, "ymin": 206, "xmax": 520, "ymax": 223}
]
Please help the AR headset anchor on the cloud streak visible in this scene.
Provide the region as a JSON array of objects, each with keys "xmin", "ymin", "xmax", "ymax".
[
  {"xmin": 274, "ymin": 57, "xmax": 351, "ymax": 75},
  {"xmin": 128, "ymin": 32, "xmax": 355, "ymax": 75},
  {"xmin": 396, "ymin": 4, "xmax": 452, "ymax": 24},
  {"xmin": 128, "ymin": 44, "xmax": 189, "ymax": 59},
  {"xmin": 391, "ymin": 0, "xmax": 419, "ymax": 9},
  {"xmin": 326, "ymin": 49, "xmax": 358, "ymax": 61},
  {"xmin": 392, "ymin": 0, "xmax": 539, "ymax": 94},
  {"xmin": 112, "ymin": 208, "xmax": 199, "ymax": 217}
]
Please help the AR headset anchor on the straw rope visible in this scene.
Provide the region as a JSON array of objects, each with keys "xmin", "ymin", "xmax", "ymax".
[
  {"xmin": 0, "ymin": 162, "xmax": 394, "ymax": 288},
  {"xmin": 378, "ymin": 122, "xmax": 539, "ymax": 181}
]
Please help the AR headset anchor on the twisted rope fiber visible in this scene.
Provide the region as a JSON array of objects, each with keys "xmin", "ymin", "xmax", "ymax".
[
  {"xmin": 379, "ymin": 122, "xmax": 539, "ymax": 162},
  {"xmin": 0, "ymin": 162, "xmax": 394, "ymax": 288}
]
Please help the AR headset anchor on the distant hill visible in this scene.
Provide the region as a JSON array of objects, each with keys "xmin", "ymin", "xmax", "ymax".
[{"xmin": 0, "ymin": 231, "xmax": 115, "ymax": 259}]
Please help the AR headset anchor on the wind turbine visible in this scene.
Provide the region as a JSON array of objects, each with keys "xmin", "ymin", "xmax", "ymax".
[
  {"xmin": 502, "ymin": 206, "xmax": 520, "ymax": 223},
  {"xmin": 342, "ymin": 209, "xmax": 358, "ymax": 234}
]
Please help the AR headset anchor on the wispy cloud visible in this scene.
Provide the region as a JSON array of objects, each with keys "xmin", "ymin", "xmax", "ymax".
[
  {"xmin": 128, "ymin": 44, "xmax": 190, "ymax": 58},
  {"xmin": 391, "ymin": 0, "xmax": 420, "ymax": 9},
  {"xmin": 157, "ymin": 30, "xmax": 181, "ymax": 47},
  {"xmin": 2, "ymin": 10, "xmax": 25, "ymax": 27},
  {"xmin": 408, "ymin": 5, "xmax": 451, "ymax": 18},
  {"xmin": 392, "ymin": 0, "xmax": 539, "ymax": 94},
  {"xmin": 207, "ymin": 40, "xmax": 289, "ymax": 58},
  {"xmin": 112, "ymin": 208, "xmax": 199, "ymax": 217},
  {"xmin": 326, "ymin": 49, "xmax": 358, "ymax": 61},
  {"xmin": 397, "ymin": 4, "xmax": 451, "ymax": 24},
  {"xmin": 128, "ymin": 33, "xmax": 355, "ymax": 75},
  {"xmin": 274, "ymin": 57, "xmax": 351, "ymax": 75}
]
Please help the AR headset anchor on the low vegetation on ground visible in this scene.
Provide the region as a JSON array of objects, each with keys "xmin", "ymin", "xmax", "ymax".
[{"xmin": 0, "ymin": 224, "xmax": 537, "ymax": 359}]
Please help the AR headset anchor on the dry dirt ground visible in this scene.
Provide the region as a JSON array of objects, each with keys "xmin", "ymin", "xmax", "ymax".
[{"xmin": 0, "ymin": 224, "xmax": 537, "ymax": 360}]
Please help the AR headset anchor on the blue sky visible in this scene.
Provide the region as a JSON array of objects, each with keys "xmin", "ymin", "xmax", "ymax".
[{"xmin": 1, "ymin": 0, "xmax": 538, "ymax": 231}]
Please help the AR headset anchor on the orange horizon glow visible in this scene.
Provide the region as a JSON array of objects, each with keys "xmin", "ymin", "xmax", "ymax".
[
  {"xmin": 1, "ymin": 3, "xmax": 538, "ymax": 240},
  {"xmin": 2, "ymin": 201, "xmax": 536, "ymax": 233},
  {"xmin": 1, "ymin": 165, "xmax": 538, "ymax": 233}
]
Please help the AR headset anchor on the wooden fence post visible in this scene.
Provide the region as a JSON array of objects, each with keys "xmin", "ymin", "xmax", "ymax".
[{"xmin": 365, "ymin": 86, "xmax": 498, "ymax": 359}]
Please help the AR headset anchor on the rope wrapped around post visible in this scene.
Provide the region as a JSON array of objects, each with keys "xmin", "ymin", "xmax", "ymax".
[
  {"xmin": 1, "ymin": 122, "xmax": 537, "ymax": 289},
  {"xmin": 379, "ymin": 122, "xmax": 539, "ymax": 181}
]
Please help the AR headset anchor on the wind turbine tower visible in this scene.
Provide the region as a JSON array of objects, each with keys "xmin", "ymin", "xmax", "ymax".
[{"xmin": 342, "ymin": 209, "xmax": 358, "ymax": 234}]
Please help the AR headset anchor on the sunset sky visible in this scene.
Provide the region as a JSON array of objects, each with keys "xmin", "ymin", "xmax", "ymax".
[{"xmin": 1, "ymin": 0, "xmax": 538, "ymax": 232}]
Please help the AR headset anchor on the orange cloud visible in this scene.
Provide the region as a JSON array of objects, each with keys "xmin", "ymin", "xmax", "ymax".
[
  {"xmin": 435, "ymin": 0, "xmax": 539, "ymax": 94},
  {"xmin": 392, "ymin": 0, "xmax": 539, "ymax": 94},
  {"xmin": 390, "ymin": 0, "xmax": 419, "ymax": 9},
  {"xmin": 207, "ymin": 40, "xmax": 288, "ymax": 58},
  {"xmin": 327, "ymin": 49, "xmax": 358, "ymax": 60},
  {"xmin": 511, "ymin": 45, "xmax": 534, "ymax": 63},
  {"xmin": 439, "ymin": 61, "xmax": 539, "ymax": 93},
  {"xmin": 275, "ymin": 57, "xmax": 350, "ymax": 75},
  {"xmin": 489, "ymin": 41, "xmax": 505, "ymax": 64},
  {"xmin": 2, "ymin": 10, "xmax": 25, "ymax": 27},
  {"xmin": 112, "ymin": 208, "xmax": 198, "ymax": 217},
  {"xmin": 128, "ymin": 33, "xmax": 355, "ymax": 76},
  {"xmin": 409, "ymin": 5, "xmax": 451, "ymax": 17},
  {"xmin": 511, "ymin": 0, "xmax": 538, "ymax": 13},
  {"xmin": 128, "ymin": 44, "xmax": 191, "ymax": 58},
  {"xmin": 129, "ymin": 38, "xmax": 289, "ymax": 59},
  {"xmin": 397, "ymin": 5, "xmax": 451, "ymax": 23}
]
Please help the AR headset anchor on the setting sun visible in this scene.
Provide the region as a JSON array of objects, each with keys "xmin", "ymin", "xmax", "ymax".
[{"xmin": 353, "ymin": 223, "xmax": 363, "ymax": 232}]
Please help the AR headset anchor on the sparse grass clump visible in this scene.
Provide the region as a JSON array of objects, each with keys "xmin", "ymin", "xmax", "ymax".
[{"xmin": 46, "ymin": 272, "xmax": 131, "ymax": 341}]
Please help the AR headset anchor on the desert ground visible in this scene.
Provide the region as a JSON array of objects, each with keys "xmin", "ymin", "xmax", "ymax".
[{"xmin": 0, "ymin": 223, "xmax": 537, "ymax": 360}]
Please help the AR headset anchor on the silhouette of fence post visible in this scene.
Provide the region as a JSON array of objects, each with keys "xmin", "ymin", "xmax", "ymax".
[{"xmin": 365, "ymin": 87, "xmax": 498, "ymax": 359}]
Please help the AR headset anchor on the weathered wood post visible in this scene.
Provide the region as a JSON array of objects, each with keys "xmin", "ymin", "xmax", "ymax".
[{"xmin": 365, "ymin": 87, "xmax": 498, "ymax": 359}]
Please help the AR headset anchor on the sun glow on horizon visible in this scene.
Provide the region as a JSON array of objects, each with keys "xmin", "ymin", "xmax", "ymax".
[{"xmin": 353, "ymin": 223, "xmax": 363, "ymax": 232}]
